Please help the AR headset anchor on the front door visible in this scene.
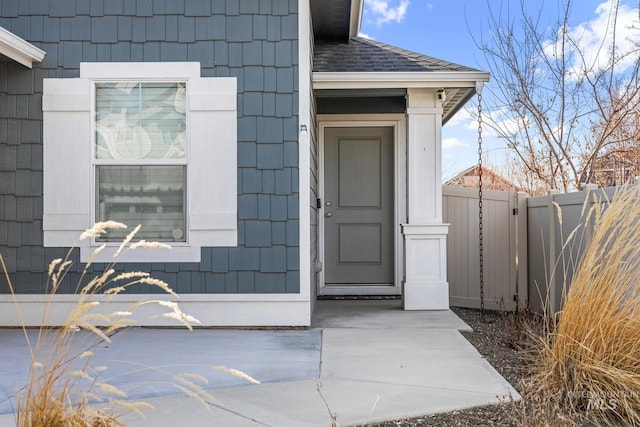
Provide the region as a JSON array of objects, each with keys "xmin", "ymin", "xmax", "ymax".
[{"xmin": 323, "ymin": 127, "xmax": 394, "ymax": 291}]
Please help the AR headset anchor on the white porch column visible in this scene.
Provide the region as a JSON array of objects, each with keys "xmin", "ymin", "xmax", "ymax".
[{"xmin": 402, "ymin": 89, "xmax": 449, "ymax": 310}]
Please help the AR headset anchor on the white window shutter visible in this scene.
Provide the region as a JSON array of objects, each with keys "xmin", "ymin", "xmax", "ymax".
[
  {"xmin": 188, "ymin": 77, "xmax": 238, "ymax": 246},
  {"xmin": 42, "ymin": 78, "xmax": 92, "ymax": 247}
]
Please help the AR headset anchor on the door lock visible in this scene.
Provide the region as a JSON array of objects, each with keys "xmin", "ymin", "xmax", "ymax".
[{"xmin": 325, "ymin": 201, "xmax": 332, "ymax": 207}]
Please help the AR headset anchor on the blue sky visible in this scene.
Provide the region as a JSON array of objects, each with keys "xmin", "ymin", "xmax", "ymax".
[{"xmin": 359, "ymin": 0, "xmax": 640, "ymax": 180}]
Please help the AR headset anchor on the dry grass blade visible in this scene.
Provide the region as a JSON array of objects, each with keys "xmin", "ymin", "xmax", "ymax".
[
  {"xmin": 528, "ymin": 185, "xmax": 640, "ymax": 425},
  {"xmin": 316, "ymin": 383, "xmax": 339, "ymax": 427},
  {"xmin": 5, "ymin": 223, "xmax": 206, "ymax": 426},
  {"xmin": 213, "ymin": 366, "xmax": 260, "ymax": 384}
]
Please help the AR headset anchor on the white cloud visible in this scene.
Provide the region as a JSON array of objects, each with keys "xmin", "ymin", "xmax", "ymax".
[
  {"xmin": 442, "ymin": 137, "xmax": 468, "ymax": 149},
  {"xmin": 357, "ymin": 32, "xmax": 373, "ymax": 39},
  {"xmin": 426, "ymin": 3, "xmax": 433, "ymax": 11},
  {"xmin": 447, "ymin": 107, "xmax": 473, "ymax": 127},
  {"xmin": 365, "ymin": 0, "xmax": 410, "ymax": 26},
  {"xmin": 544, "ymin": 1, "xmax": 639, "ymax": 76}
]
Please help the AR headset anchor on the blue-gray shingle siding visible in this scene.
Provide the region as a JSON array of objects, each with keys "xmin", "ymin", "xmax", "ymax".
[{"xmin": 0, "ymin": 0, "xmax": 299, "ymax": 295}]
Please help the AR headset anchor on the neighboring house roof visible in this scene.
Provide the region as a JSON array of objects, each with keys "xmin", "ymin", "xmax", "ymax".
[
  {"xmin": 445, "ymin": 165, "xmax": 521, "ymax": 192},
  {"xmin": 0, "ymin": 26, "xmax": 45, "ymax": 68},
  {"xmin": 314, "ymin": 37, "xmax": 481, "ymax": 73}
]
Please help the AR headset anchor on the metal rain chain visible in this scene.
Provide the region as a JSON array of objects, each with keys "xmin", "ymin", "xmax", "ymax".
[{"xmin": 476, "ymin": 84, "xmax": 485, "ymax": 323}]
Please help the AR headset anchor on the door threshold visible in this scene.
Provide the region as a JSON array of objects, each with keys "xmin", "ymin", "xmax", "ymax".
[{"xmin": 317, "ymin": 295, "xmax": 401, "ymax": 300}]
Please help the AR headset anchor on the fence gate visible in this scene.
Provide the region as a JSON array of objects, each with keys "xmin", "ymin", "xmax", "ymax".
[{"xmin": 443, "ymin": 187, "xmax": 528, "ymax": 311}]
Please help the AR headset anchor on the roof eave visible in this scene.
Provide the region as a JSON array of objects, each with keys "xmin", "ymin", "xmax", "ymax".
[
  {"xmin": 0, "ymin": 26, "xmax": 46, "ymax": 68},
  {"xmin": 313, "ymin": 71, "xmax": 490, "ymax": 125},
  {"xmin": 349, "ymin": 0, "xmax": 364, "ymax": 37},
  {"xmin": 442, "ymin": 87, "xmax": 476, "ymax": 125},
  {"xmin": 312, "ymin": 71, "xmax": 490, "ymax": 90}
]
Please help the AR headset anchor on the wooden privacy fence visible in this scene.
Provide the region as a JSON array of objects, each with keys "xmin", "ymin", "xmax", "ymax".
[
  {"xmin": 526, "ymin": 185, "xmax": 616, "ymax": 314},
  {"xmin": 443, "ymin": 187, "xmax": 528, "ymax": 311},
  {"xmin": 444, "ymin": 184, "xmax": 621, "ymax": 313}
]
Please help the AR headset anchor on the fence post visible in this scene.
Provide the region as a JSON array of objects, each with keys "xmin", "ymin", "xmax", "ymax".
[
  {"xmin": 516, "ymin": 191, "xmax": 529, "ymax": 311},
  {"xmin": 548, "ymin": 189, "xmax": 561, "ymax": 315},
  {"xmin": 583, "ymin": 184, "xmax": 599, "ymax": 251},
  {"xmin": 508, "ymin": 188, "xmax": 517, "ymax": 311}
]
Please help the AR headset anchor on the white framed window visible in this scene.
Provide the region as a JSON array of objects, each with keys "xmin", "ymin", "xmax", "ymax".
[
  {"xmin": 43, "ymin": 63, "xmax": 238, "ymax": 262},
  {"xmin": 94, "ymin": 81, "xmax": 188, "ymax": 242}
]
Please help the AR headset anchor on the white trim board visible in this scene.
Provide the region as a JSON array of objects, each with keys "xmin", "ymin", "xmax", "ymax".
[
  {"xmin": 316, "ymin": 116, "xmax": 407, "ymax": 296},
  {"xmin": 0, "ymin": 26, "xmax": 46, "ymax": 68},
  {"xmin": 313, "ymin": 71, "xmax": 490, "ymax": 90},
  {"xmin": 0, "ymin": 294, "xmax": 311, "ymax": 327},
  {"xmin": 297, "ymin": 0, "xmax": 313, "ymax": 307}
]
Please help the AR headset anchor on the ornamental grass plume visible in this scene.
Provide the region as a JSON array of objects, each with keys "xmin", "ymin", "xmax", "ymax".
[
  {"xmin": 0, "ymin": 221, "xmax": 207, "ymax": 427},
  {"xmin": 528, "ymin": 185, "xmax": 640, "ymax": 426}
]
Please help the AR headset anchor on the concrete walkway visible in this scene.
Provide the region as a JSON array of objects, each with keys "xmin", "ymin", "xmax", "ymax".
[{"xmin": 0, "ymin": 300, "xmax": 518, "ymax": 426}]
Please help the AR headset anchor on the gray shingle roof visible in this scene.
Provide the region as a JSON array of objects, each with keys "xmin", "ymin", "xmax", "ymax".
[{"xmin": 313, "ymin": 37, "xmax": 481, "ymax": 73}]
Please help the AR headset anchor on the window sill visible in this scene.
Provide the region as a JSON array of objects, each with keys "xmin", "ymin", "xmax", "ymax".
[{"xmin": 76, "ymin": 229, "xmax": 237, "ymax": 263}]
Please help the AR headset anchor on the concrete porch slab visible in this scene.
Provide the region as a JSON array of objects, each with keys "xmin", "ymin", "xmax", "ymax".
[
  {"xmin": 0, "ymin": 300, "xmax": 517, "ymax": 427},
  {"xmin": 312, "ymin": 299, "xmax": 473, "ymax": 331}
]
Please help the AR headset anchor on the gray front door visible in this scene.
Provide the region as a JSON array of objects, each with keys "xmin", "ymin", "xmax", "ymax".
[{"xmin": 324, "ymin": 127, "xmax": 394, "ymax": 288}]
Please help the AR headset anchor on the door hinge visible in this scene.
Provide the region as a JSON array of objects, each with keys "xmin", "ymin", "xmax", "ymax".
[
  {"xmin": 317, "ymin": 198, "xmax": 322, "ymax": 209},
  {"xmin": 512, "ymin": 208, "xmax": 518, "ymax": 215}
]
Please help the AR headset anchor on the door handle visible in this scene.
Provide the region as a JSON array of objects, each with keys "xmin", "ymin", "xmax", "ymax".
[{"xmin": 325, "ymin": 212, "xmax": 332, "ymax": 217}]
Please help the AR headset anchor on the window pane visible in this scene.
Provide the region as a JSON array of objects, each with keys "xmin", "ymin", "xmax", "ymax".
[
  {"xmin": 96, "ymin": 165, "xmax": 186, "ymax": 242},
  {"xmin": 95, "ymin": 82, "xmax": 186, "ymax": 160}
]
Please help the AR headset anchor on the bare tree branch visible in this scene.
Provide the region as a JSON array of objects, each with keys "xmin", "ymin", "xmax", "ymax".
[{"xmin": 472, "ymin": 0, "xmax": 640, "ymax": 191}]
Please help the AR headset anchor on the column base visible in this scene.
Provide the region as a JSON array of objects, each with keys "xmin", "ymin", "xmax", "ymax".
[
  {"xmin": 402, "ymin": 280, "xmax": 449, "ymax": 310},
  {"xmin": 401, "ymin": 223, "xmax": 450, "ymax": 311}
]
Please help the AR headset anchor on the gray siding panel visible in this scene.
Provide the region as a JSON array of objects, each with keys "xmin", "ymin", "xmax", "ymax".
[
  {"xmin": 258, "ymin": 194, "xmax": 270, "ymax": 220},
  {"xmin": 91, "ymin": 17, "xmax": 118, "ymax": 42},
  {"xmin": 16, "ymin": 144, "xmax": 30, "ymax": 170},
  {"xmin": 49, "ymin": 0, "xmax": 75, "ymax": 18},
  {"xmin": 270, "ymin": 195, "xmax": 288, "ymax": 221},
  {"xmin": 272, "ymin": 221, "xmax": 286, "ymax": 244},
  {"xmin": 29, "ymin": 0, "xmax": 50, "ymax": 15},
  {"xmin": 260, "ymin": 246, "xmax": 286, "ymax": 272},
  {"xmin": 275, "ymin": 168, "xmax": 292, "ymax": 194},
  {"xmin": 238, "ymin": 141, "xmax": 257, "ymax": 166},
  {"xmin": 240, "ymin": 0, "xmax": 260, "ymax": 14},
  {"xmin": 238, "ymin": 194, "xmax": 258, "ymax": 219},
  {"xmin": 0, "ymin": 146, "xmax": 16, "ymax": 170},
  {"xmin": 104, "ymin": 0, "xmax": 124, "ymax": 16},
  {"xmin": 255, "ymin": 272, "xmax": 286, "ymax": 292},
  {"xmin": 89, "ymin": 0, "xmax": 104, "ymax": 16},
  {"xmin": 256, "ymin": 144, "xmax": 284, "ymax": 169},
  {"xmin": 136, "ymin": 0, "xmax": 153, "ymax": 17},
  {"xmin": 184, "ymin": 0, "xmax": 211, "ymax": 17},
  {"xmin": 210, "ymin": 248, "xmax": 229, "ymax": 273},
  {"xmin": 227, "ymin": 16, "xmax": 252, "ymax": 42},
  {"xmin": 178, "ymin": 16, "xmax": 195, "ymax": 42},
  {"xmin": 7, "ymin": 69, "xmax": 34, "ymax": 95},
  {"xmin": 253, "ymin": 15, "xmax": 267, "ymax": 39},
  {"xmin": 245, "ymin": 221, "xmax": 272, "ymax": 247},
  {"xmin": 0, "ymin": 173, "xmax": 15, "ymax": 194},
  {"xmin": 0, "ymin": 0, "xmax": 299, "ymax": 295},
  {"xmin": 31, "ymin": 16, "xmax": 45, "ymax": 41}
]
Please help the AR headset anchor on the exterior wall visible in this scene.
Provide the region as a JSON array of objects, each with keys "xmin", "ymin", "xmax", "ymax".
[{"xmin": 0, "ymin": 1, "xmax": 300, "ymax": 301}]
